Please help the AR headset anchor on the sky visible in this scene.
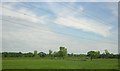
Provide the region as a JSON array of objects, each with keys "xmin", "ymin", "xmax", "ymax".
[
  {"xmin": 1, "ymin": 2, "xmax": 118, "ymax": 54},
  {"xmin": 1, "ymin": 0, "xmax": 120, "ymax": 2}
]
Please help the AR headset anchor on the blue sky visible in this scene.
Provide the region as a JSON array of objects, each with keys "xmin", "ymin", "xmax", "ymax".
[{"xmin": 1, "ymin": 2, "xmax": 118, "ymax": 54}]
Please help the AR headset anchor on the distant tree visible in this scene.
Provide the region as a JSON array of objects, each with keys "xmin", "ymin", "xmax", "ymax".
[
  {"xmin": 58, "ymin": 46, "xmax": 67, "ymax": 59},
  {"xmin": 34, "ymin": 50, "xmax": 38, "ymax": 57},
  {"xmin": 118, "ymin": 53, "xmax": 120, "ymax": 59},
  {"xmin": 100, "ymin": 52, "xmax": 106, "ymax": 59},
  {"xmin": 68, "ymin": 53, "xmax": 74, "ymax": 57},
  {"xmin": 24, "ymin": 52, "xmax": 34, "ymax": 57},
  {"xmin": 104, "ymin": 49, "xmax": 110, "ymax": 58},
  {"xmin": 96, "ymin": 51, "xmax": 100, "ymax": 58},
  {"xmin": 109, "ymin": 53, "xmax": 114, "ymax": 58},
  {"xmin": 87, "ymin": 51, "xmax": 100, "ymax": 61},
  {"xmin": 18, "ymin": 52, "xmax": 23, "ymax": 57},
  {"xmin": 38, "ymin": 52, "xmax": 46, "ymax": 57},
  {"xmin": 2, "ymin": 52, "xmax": 8, "ymax": 57},
  {"xmin": 105, "ymin": 49, "xmax": 110, "ymax": 54},
  {"xmin": 71, "ymin": 53, "xmax": 74, "ymax": 57},
  {"xmin": 27, "ymin": 52, "xmax": 34, "ymax": 57},
  {"xmin": 53, "ymin": 51, "xmax": 59, "ymax": 57},
  {"xmin": 49, "ymin": 50, "xmax": 52, "ymax": 57}
]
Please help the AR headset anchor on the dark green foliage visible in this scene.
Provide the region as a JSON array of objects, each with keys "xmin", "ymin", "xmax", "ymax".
[
  {"xmin": 34, "ymin": 50, "xmax": 37, "ymax": 57},
  {"xmin": 58, "ymin": 46, "xmax": 67, "ymax": 59},
  {"xmin": 38, "ymin": 52, "xmax": 46, "ymax": 57},
  {"xmin": 100, "ymin": 50, "xmax": 118, "ymax": 59},
  {"xmin": 24, "ymin": 52, "xmax": 34, "ymax": 57},
  {"xmin": 53, "ymin": 51, "xmax": 59, "ymax": 57},
  {"xmin": 48, "ymin": 50, "xmax": 52, "ymax": 57},
  {"xmin": 2, "ymin": 48, "xmax": 119, "ymax": 59},
  {"xmin": 2, "ymin": 52, "xmax": 23, "ymax": 57},
  {"xmin": 87, "ymin": 51, "xmax": 100, "ymax": 60}
]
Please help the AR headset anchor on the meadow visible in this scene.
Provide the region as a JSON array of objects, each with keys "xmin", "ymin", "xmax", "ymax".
[{"xmin": 2, "ymin": 58, "xmax": 118, "ymax": 69}]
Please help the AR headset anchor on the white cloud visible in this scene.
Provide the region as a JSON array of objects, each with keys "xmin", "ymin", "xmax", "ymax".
[
  {"xmin": 55, "ymin": 16, "xmax": 111, "ymax": 37},
  {"xmin": 47, "ymin": 2, "xmax": 112, "ymax": 37},
  {"xmin": 1, "ymin": 4, "xmax": 46, "ymax": 24},
  {"xmin": 2, "ymin": 25, "xmax": 72, "ymax": 53},
  {"xmin": 3, "ymin": 26, "xmax": 117, "ymax": 54},
  {"xmin": 1, "ymin": 2, "xmax": 117, "ymax": 54}
]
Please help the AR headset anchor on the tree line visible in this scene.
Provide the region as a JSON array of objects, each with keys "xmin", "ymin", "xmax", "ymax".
[{"xmin": 2, "ymin": 47, "xmax": 119, "ymax": 60}]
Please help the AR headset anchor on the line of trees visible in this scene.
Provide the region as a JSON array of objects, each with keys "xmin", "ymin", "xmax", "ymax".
[
  {"xmin": 2, "ymin": 46, "xmax": 68, "ymax": 59},
  {"xmin": 2, "ymin": 47, "xmax": 119, "ymax": 60},
  {"xmin": 87, "ymin": 49, "xmax": 119, "ymax": 60}
]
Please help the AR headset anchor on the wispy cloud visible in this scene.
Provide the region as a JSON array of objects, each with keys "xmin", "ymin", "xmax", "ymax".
[
  {"xmin": 47, "ymin": 3, "xmax": 112, "ymax": 37},
  {"xmin": 1, "ymin": 4, "xmax": 46, "ymax": 24},
  {"xmin": 55, "ymin": 16, "xmax": 111, "ymax": 37},
  {"xmin": 2, "ymin": 18, "xmax": 72, "ymax": 52},
  {"xmin": 47, "ymin": 2, "xmax": 84, "ymax": 17},
  {"xmin": 2, "ymin": 2, "xmax": 118, "ymax": 53}
]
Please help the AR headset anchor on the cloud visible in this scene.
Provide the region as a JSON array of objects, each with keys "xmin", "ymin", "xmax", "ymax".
[
  {"xmin": 2, "ymin": 15, "xmax": 70, "ymax": 52},
  {"xmin": 55, "ymin": 16, "xmax": 112, "ymax": 37},
  {"xmin": 2, "ymin": 2, "xmax": 112, "ymax": 37},
  {"xmin": 2, "ymin": 14, "xmax": 117, "ymax": 54},
  {"xmin": 47, "ymin": 2, "xmax": 112, "ymax": 37},
  {"xmin": 47, "ymin": 2, "xmax": 84, "ymax": 17},
  {"xmin": 1, "ymin": 2, "xmax": 117, "ymax": 54},
  {"xmin": 2, "ymin": 23, "xmax": 72, "ymax": 53},
  {"xmin": 3, "ymin": 23, "xmax": 117, "ymax": 53},
  {"xmin": 1, "ymin": 4, "xmax": 46, "ymax": 24}
]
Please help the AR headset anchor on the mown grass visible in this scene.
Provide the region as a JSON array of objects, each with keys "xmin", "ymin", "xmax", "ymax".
[{"xmin": 2, "ymin": 58, "xmax": 118, "ymax": 69}]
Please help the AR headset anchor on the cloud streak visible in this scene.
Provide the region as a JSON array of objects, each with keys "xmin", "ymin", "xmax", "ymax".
[
  {"xmin": 1, "ymin": 2, "xmax": 118, "ymax": 54},
  {"xmin": 55, "ymin": 16, "xmax": 111, "ymax": 37},
  {"xmin": 47, "ymin": 3, "xmax": 112, "ymax": 37},
  {"xmin": 1, "ymin": 4, "xmax": 46, "ymax": 24}
]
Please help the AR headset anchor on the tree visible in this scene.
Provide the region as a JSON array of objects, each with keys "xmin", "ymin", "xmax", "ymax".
[
  {"xmin": 109, "ymin": 53, "xmax": 114, "ymax": 58},
  {"xmin": 58, "ymin": 46, "xmax": 67, "ymax": 59},
  {"xmin": 24, "ymin": 52, "xmax": 34, "ymax": 57},
  {"xmin": 87, "ymin": 51, "xmax": 100, "ymax": 61},
  {"xmin": 2, "ymin": 52, "xmax": 8, "ymax": 57},
  {"xmin": 53, "ymin": 51, "xmax": 59, "ymax": 57},
  {"xmin": 34, "ymin": 50, "xmax": 38, "ymax": 57},
  {"xmin": 105, "ymin": 49, "xmax": 110, "ymax": 54},
  {"xmin": 100, "ymin": 52, "xmax": 106, "ymax": 59},
  {"xmin": 95, "ymin": 51, "xmax": 100, "ymax": 58},
  {"xmin": 18, "ymin": 52, "xmax": 23, "ymax": 57},
  {"xmin": 104, "ymin": 49, "xmax": 110, "ymax": 58},
  {"xmin": 49, "ymin": 50, "xmax": 52, "ymax": 57},
  {"xmin": 38, "ymin": 52, "xmax": 46, "ymax": 57}
]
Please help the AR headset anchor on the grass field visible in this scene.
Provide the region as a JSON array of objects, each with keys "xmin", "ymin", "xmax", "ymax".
[{"xmin": 2, "ymin": 58, "xmax": 118, "ymax": 69}]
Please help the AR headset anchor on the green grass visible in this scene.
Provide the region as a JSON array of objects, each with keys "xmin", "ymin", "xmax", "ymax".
[{"xmin": 2, "ymin": 58, "xmax": 118, "ymax": 69}]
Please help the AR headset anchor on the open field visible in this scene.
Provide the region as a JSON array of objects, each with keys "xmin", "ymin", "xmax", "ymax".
[{"xmin": 2, "ymin": 58, "xmax": 118, "ymax": 69}]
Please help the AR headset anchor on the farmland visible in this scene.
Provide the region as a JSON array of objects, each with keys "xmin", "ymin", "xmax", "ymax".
[{"xmin": 2, "ymin": 58, "xmax": 118, "ymax": 69}]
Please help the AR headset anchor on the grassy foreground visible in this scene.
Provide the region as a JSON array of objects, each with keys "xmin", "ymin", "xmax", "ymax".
[{"xmin": 2, "ymin": 58, "xmax": 118, "ymax": 69}]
